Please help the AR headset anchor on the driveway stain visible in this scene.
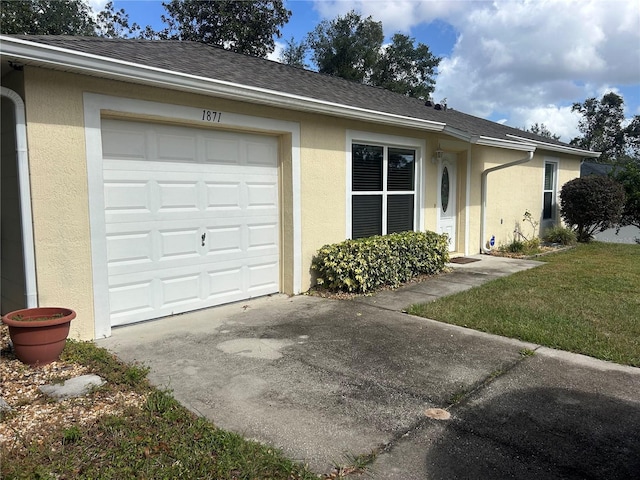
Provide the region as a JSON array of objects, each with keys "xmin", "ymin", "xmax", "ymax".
[{"xmin": 216, "ymin": 338, "xmax": 294, "ymax": 360}]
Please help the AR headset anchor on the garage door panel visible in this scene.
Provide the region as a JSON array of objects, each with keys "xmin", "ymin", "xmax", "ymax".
[
  {"xmin": 104, "ymin": 180, "xmax": 152, "ymax": 214},
  {"xmin": 156, "ymin": 133, "xmax": 197, "ymax": 162},
  {"xmin": 205, "ymin": 181, "xmax": 242, "ymax": 209},
  {"xmin": 101, "ymin": 118, "xmax": 280, "ymax": 327},
  {"xmin": 247, "ymin": 261, "xmax": 279, "ymax": 293},
  {"xmin": 158, "ymin": 228, "xmax": 201, "ymax": 261},
  {"xmin": 109, "ymin": 279, "xmax": 155, "ymax": 322},
  {"xmin": 157, "ymin": 181, "xmax": 200, "ymax": 212},
  {"xmin": 204, "ymin": 137, "xmax": 241, "ymax": 164},
  {"xmin": 106, "ymin": 231, "xmax": 154, "ymax": 267}
]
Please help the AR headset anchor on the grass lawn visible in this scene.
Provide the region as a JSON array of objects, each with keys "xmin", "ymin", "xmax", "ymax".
[
  {"xmin": 408, "ymin": 243, "xmax": 640, "ymax": 367},
  {"xmin": 0, "ymin": 340, "xmax": 324, "ymax": 480}
]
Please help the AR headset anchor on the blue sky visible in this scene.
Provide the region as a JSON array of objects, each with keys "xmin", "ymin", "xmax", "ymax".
[{"xmin": 100, "ymin": 0, "xmax": 639, "ymax": 143}]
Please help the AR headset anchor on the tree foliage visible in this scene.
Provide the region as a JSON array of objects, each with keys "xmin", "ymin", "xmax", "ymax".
[
  {"xmin": 612, "ymin": 161, "xmax": 640, "ymax": 229},
  {"xmin": 160, "ymin": 0, "xmax": 291, "ymax": 57},
  {"xmin": 0, "ymin": 0, "xmax": 95, "ymax": 35},
  {"xmin": 560, "ymin": 176, "xmax": 626, "ymax": 242},
  {"xmin": 279, "ymin": 37, "xmax": 308, "ymax": 68},
  {"xmin": 307, "ymin": 10, "xmax": 383, "ymax": 83},
  {"xmin": 95, "ymin": 2, "xmax": 142, "ymax": 38},
  {"xmin": 369, "ymin": 33, "xmax": 440, "ymax": 98},
  {"xmin": 0, "ymin": 0, "xmax": 145, "ymax": 38},
  {"xmin": 307, "ymin": 11, "xmax": 440, "ymax": 99},
  {"xmin": 527, "ymin": 123, "xmax": 561, "ymax": 141},
  {"xmin": 570, "ymin": 92, "xmax": 640, "ymax": 163}
]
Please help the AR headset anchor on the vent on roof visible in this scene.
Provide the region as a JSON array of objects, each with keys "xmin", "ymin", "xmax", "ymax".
[{"xmin": 429, "ymin": 97, "xmax": 447, "ymax": 111}]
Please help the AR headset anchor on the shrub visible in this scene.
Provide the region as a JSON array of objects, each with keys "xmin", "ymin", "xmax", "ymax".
[
  {"xmin": 543, "ymin": 225, "xmax": 577, "ymax": 245},
  {"xmin": 311, "ymin": 231, "xmax": 450, "ymax": 293},
  {"xmin": 560, "ymin": 176, "xmax": 625, "ymax": 242},
  {"xmin": 499, "ymin": 238, "xmax": 541, "ymax": 255},
  {"xmin": 612, "ymin": 160, "xmax": 640, "ymax": 229}
]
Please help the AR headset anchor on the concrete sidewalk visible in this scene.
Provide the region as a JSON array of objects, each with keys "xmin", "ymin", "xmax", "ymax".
[{"xmin": 97, "ymin": 255, "xmax": 640, "ymax": 479}]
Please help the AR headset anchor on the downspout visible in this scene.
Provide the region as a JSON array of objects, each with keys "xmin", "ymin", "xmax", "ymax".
[
  {"xmin": 1, "ymin": 87, "xmax": 38, "ymax": 307},
  {"xmin": 480, "ymin": 150, "xmax": 534, "ymax": 254}
]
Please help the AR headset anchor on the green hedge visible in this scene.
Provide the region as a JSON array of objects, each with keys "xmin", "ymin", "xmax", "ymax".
[{"xmin": 311, "ymin": 231, "xmax": 450, "ymax": 293}]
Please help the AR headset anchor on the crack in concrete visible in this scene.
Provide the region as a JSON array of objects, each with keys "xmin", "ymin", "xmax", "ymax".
[{"xmin": 374, "ymin": 345, "xmax": 542, "ymax": 457}]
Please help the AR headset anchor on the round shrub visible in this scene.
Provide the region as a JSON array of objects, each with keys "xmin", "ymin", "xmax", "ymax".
[{"xmin": 559, "ymin": 176, "xmax": 625, "ymax": 242}]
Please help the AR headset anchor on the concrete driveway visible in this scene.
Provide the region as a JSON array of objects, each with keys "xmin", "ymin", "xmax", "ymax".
[{"xmin": 98, "ymin": 256, "xmax": 640, "ymax": 479}]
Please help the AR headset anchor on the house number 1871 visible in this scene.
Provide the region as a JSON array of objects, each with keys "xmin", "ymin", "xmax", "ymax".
[{"xmin": 202, "ymin": 110, "xmax": 222, "ymax": 123}]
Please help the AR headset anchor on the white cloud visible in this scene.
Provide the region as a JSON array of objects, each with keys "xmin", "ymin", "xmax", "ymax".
[
  {"xmin": 313, "ymin": 0, "xmax": 640, "ymax": 141},
  {"xmin": 432, "ymin": 0, "xmax": 639, "ymax": 136},
  {"xmin": 269, "ymin": 41, "xmax": 285, "ymax": 62},
  {"xmin": 312, "ymin": 0, "xmax": 473, "ymax": 33}
]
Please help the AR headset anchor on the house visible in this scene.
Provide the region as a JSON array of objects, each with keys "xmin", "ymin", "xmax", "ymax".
[{"xmin": 1, "ymin": 36, "xmax": 599, "ymax": 339}]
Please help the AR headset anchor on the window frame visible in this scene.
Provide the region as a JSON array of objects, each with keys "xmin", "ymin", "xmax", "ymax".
[
  {"xmin": 346, "ymin": 131, "xmax": 425, "ymax": 239},
  {"xmin": 542, "ymin": 158, "xmax": 559, "ymax": 224}
]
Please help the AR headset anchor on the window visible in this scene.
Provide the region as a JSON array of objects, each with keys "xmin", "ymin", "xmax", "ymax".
[
  {"xmin": 543, "ymin": 161, "xmax": 557, "ymax": 221},
  {"xmin": 351, "ymin": 143, "xmax": 416, "ymax": 239}
]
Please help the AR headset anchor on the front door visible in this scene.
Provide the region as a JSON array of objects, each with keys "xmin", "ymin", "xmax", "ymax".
[{"xmin": 438, "ymin": 157, "xmax": 457, "ymax": 251}]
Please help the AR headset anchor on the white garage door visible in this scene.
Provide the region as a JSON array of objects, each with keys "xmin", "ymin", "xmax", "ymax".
[{"xmin": 100, "ymin": 119, "xmax": 279, "ymax": 326}]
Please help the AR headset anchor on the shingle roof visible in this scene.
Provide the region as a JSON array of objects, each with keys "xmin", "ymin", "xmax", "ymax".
[{"xmin": 8, "ymin": 35, "xmax": 580, "ymax": 150}]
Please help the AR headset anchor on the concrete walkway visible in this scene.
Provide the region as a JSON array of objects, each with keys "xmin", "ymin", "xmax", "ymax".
[{"xmin": 98, "ymin": 255, "xmax": 640, "ymax": 479}]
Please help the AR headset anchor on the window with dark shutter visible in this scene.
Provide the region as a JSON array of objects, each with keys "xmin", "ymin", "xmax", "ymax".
[{"xmin": 351, "ymin": 143, "xmax": 416, "ymax": 239}]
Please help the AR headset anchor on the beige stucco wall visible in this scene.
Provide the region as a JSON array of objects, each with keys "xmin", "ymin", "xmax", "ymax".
[
  {"xmin": 467, "ymin": 147, "xmax": 581, "ymax": 251},
  {"xmin": 19, "ymin": 65, "xmax": 582, "ymax": 339}
]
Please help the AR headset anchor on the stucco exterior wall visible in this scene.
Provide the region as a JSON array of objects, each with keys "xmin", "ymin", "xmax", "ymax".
[
  {"xmin": 19, "ymin": 65, "xmax": 583, "ymax": 339},
  {"xmin": 468, "ymin": 147, "xmax": 581, "ymax": 251}
]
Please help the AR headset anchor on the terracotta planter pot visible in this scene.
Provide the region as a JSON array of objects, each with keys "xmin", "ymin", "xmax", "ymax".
[{"xmin": 2, "ymin": 307, "xmax": 76, "ymax": 366}]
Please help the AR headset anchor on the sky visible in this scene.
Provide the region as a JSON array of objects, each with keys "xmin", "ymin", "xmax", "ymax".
[{"xmin": 90, "ymin": 0, "xmax": 640, "ymax": 143}]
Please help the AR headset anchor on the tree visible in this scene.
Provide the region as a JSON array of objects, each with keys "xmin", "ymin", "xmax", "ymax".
[
  {"xmin": 160, "ymin": 0, "xmax": 291, "ymax": 57},
  {"xmin": 559, "ymin": 176, "xmax": 625, "ymax": 242},
  {"xmin": 279, "ymin": 37, "xmax": 308, "ymax": 68},
  {"xmin": 96, "ymin": 2, "xmax": 141, "ymax": 38},
  {"xmin": 612, "ymin": 161, "xmax": 640, "ymax": 229},
  {"xmin": 527, "ymin": 123, "xmax": 561, "ymax": 141},
  {"xmin": 0, "ymin": 0, "xmax": 95, "ymax": 35},
  {"xmin": 570, "ymin": 92, "xmax": 639, "ymax": 163},
  {"xmin": 307, "ymin": 10, "xmax": 383, "ymax": 83},
  {"xmin": 369, "ymin": 33, "xmax": 440, "ymax": 99}
]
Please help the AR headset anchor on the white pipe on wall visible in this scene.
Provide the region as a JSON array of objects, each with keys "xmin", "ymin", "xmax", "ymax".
[
  {"xmin": 1, "ymin": 86, "xmax": 38, "ymax": 308},
  {"xmin": 480, "ymin": 151, "xmax": 534, "ymax": 254}
]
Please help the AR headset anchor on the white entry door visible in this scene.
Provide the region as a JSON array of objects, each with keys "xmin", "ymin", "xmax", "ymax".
[
  {"xmin": 100, "ymin": 119, "xmax": 280, "ymax": 326},
  {"xmin": 438, "ymin": 157, "xmax": 457, "ymax": 251}
]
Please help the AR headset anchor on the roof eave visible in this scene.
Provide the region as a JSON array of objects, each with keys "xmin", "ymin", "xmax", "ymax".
[
  {"xmin": 471, "ymin": 135, "xmax": 536, "ymax": 152},
  {"xmin": 0, "ymin": 36, "xmax": 446, "ymax": 132},
  {"xmin": 506, "ymin": 134, "xmax": 601, "ymax": 157}
]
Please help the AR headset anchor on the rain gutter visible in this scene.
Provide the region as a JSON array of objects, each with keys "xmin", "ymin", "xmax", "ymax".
[
  {"xmin": 0, "ymin": 36, "xmax": 446, "ymax": 132},
  {"xmin": 1, "ymin": 86, "xmax": 38, "ymax": 308}
]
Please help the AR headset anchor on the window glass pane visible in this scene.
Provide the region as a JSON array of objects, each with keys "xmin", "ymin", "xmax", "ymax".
[
  {"xmin": 441, "ymin": 167, "xmax": 450, "ymax": 213},
  {"xmin": 352, "ymin": 195, "xmax": 382, "ymax": 239},
  {"xmin": 387, "ymin": 148, "xmax": 415, "ymax": 191},
  {"xmin": 387, "ymin": 195, "xmax": 414, "ymax": 234},
  {"xmin": 353, "ymin": 144, "xmax": 383, "ymax": 191},
  {"xmin": 543, "ymin": 191, "xmax": 553, "ymax": 219},
  {"xmin": 544, "ymin": 163, "xmax": 554, "ymax": 191}
]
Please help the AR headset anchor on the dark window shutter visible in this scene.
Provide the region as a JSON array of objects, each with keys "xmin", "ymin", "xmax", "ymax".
[
  {"xmin": 543, "ymin": 192, "xmax": 553, "ymax": 219},
  {"xmin": 352, "ymin": 195, "xmax": 382, "ymax": 239},
  {"xmin": 387, "ymin": 195, "xmax": 414, "ymax": 234},
  {"xmin": 353, "ymin": 144, "xmax": 383, "ymax": 191},
  {"xmin": 387, "ymin": 148, "xmax": 415, "ymax": 191}
]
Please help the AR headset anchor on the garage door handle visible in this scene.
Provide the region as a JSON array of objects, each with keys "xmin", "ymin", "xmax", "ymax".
[{"xmin": 201, "ymin": 233, "xmax": 206, "ymax": 246}]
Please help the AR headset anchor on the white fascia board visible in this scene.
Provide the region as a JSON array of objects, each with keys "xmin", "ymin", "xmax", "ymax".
[
  {"xmin": 0, "ymin": 36, "xmax": 446, "ymax": 132},
  {"xmin": 442, "ymin": 125, "xmax": 472, "ymax": 142},
  {"xmin": 471, "ymin": 135, "xmax": 536, "ymax": 152},
  {"xmin": 505, "ymin": 134, "xmax": 601, "ymax": 157},
  {"xmin": 443, "ymin": 127, "xmax": 537, "ymax": 152}
]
